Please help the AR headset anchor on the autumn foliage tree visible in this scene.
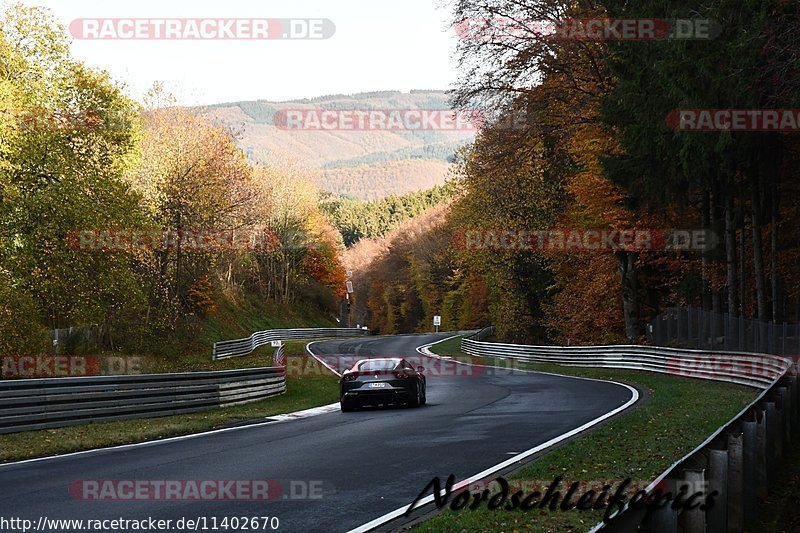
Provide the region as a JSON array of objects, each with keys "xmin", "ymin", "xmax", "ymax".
[
  {"xmin": 0, "ymin": 4, "xmax": 349, "ymax": 353},
  {"xmin": 0, "ymin": 4, "xmax": 145, "ymax": 349},
  {"xmin": 357, "ymin": 0, "xmax": 800, "ymax": 345}
]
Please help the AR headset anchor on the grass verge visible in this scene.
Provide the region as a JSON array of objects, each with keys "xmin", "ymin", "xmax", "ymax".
[
  {"xmin": 0, "ymin": 340, "xmax": 339, "ymax": 464},
  {"xmin": 428, "ymin": 334, "xmax": 463, "ymax": 357},
  {"xmin": 416, "ymin": 337, "xmax": 757, "ymax": 532},
  {"xmin": 140, "ymin": 338, "xmax": 305, "ymax": 373}
]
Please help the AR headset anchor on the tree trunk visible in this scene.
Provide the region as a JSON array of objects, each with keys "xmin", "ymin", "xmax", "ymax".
[
  {"xmin": 175, "ymin": 214, "xmax": 183, "ymax": 307},
  {"xmin": 796, "ymin": 230, "xmax": 800, "ymax": 322},
  {"xmin": 751, "ymin": 187, "xmax": 768, "ymax": 320},
  {"xmin": 771, "ymin": 185, "xmax": 779, "ymax": 322},
  {"xmin": 711, "ymin": 188, "xmax": 722, "ymax": 315},
  {"xmin": 701, "ymin": 192, "xmax": 710, "ymax": 309},
  {"xmin": 724, "ymin": 191, "xmax": 738, "ymax": 316},
  {"xmin": 616, "ymin": 251, "xmax": 640, "ymax": 343},
  {"xmin": 739, "ymin": 222, "xmax": 746, "ymax": 316},
  {"xmin": 284, "ymin": 261, "xmax": 290, "ymax": 302}
]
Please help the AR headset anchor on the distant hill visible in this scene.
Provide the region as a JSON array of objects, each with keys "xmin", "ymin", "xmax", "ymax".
[{"xmin": 198, "ymin": 91, "xmax": 474, "ymax": 200}]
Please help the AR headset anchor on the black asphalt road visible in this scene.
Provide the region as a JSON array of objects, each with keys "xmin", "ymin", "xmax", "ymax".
[{"xmin": 0, "ymin": 333, "xmax": 635, "ymax": 533}]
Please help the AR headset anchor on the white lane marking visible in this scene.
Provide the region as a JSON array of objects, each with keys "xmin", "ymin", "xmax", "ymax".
[
  {"xmin": 306, "ymin": 340, "xmax": 343, "ymax": 377},
  {"xmin": 419, "ymin": 335, "xmax": 460, "ymax": 357},
  {"xmin": 0, "ymin": 403, "xmax": 337, "ymax": 470},
  {"xmin": 307, "ymin": 334, "xmax": 460, "ymax": 377},
  {"xmin": 346, "ymin": 336, "xmax": 639, "ymax": 533},
  {"xmin": 268, "ymin": 403, "xmax": 341, "ymax": 421}
]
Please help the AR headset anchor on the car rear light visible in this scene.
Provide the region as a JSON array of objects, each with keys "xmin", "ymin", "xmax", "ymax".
[
  {"xmin": 393, "ymin": 371, "xmax": 408, "ymax": 379},
  {"xmin": 344, "ymin": 372, "xmax": 359, "ymax": 381}
]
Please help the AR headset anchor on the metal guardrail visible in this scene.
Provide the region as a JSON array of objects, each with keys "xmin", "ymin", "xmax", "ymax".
[
  {"xmin": 589, "ymin": 374, "xmax": 797, "ymax": 532},
  {"xmin": 212, "ymin": 328, "xmax": 370, "ymax": 360},
  {"xmin": 462, "ymin": 330, "xmax": 787, "ymax": 390},
  {"xmin": 0, "ymin": 328, "xmax": 368, "ymax": 435},
  {"xmin": 0, "ymin": 367, "xmax": 286, "ymax": 435},
  {"xmin": 467, "ymin": 326, "xmax": 495, "ymax": 342},
  {"xmin": 462, "ymin": 329, "xmax": 794, "ymax": 531}
]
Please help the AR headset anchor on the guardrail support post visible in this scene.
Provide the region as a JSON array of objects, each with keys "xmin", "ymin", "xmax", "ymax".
[
  {"xmin": 765, "ymin": 402, "xmax": 777, "ymax": 486},
  {"xmin": 727, "ymin": 433, "xmax": 744, "ymax": 532},
  {"xmin": 648, "ymin": 477, "xmax": 677, "ymax": 533},
  {"xmin": 772, "ymin": 397, "xmax": 785, "ymax": 462},
  {"xmin": 779, "ymin": 387, "xmax": 791, "ymax": 446},
  {"xmin": 756, "ymin": 408, "xmax": 768, "ymax": 498},
  {"xmin": 742, "ymin": 420, "xmax": 757, "ymax": 523},
  {"xmin": 681, "ymin": 469, "xmax": 706, "ymax": 532},
  {"xmin": 708, "ymin": 449, "xmax": 727, "ymax": 532}
]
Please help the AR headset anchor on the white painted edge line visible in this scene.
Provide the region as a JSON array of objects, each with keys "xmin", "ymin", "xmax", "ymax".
[
  {"xmin": 419, "ymin": 335, "xmax": 460, "ymax": 357},
  {"xmin": 268, "ymin": 403, "xmax": 341, "ymax": 422},
  {"xmin": 346, "ymin": 336, "xmax": 640, "ymax": 533},
  {"xmin": 0, "ymin": 340, "xmax": 353, "ymax": 471},
  {"xmin": 306, "ymin": 334, "xmax": 468, "ymax": 377},
  {"xmin": 306, "ymin": 340, "xmax": 343, "ymax": 377},
  {"xmin": 0, "ymin": 398, "xmax": 341, "ymax": 470}
]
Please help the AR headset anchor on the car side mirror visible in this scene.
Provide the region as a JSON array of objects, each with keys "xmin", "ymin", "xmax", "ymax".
[{"xmin": 417, "ymin": 366, "xmax": 425, "ymax": 373}]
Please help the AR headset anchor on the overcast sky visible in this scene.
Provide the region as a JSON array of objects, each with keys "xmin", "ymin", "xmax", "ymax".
[{"xmin": 19, "ymin": 0, "xmax": 459, "ymax": 106}]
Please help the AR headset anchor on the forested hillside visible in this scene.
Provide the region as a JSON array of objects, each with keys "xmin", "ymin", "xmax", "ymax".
[
  {"xmin": 321, "ymin": 185, "xmax": 454, "ymax": 246},
  {"xmin": 201, "ymin": 92, "xmax": 474, "ymax": 199},
  {"xmin": 352, "ymin": 0, "xmax": 800, "ymax": 343}
]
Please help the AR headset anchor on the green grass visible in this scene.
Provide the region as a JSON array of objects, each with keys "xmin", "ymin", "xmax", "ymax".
[
  {"xmin": 0, "ymin": 340, "xmax": 340, "ymax": 463},
  {"xmin": 4, "ymin": 288, "xmax": 340, "ymax": 378},
  {"xmin": 1, "ymin": 337, "xmax": 329, "ymax": 377},
  {"xmin": 198, "ymin": 295, "xmax": 337, "ymax": 346},
  {"xmin": 115, "ymin": 291, "xmax": 338, "ymax": 362},
  {"xmin": 140, "ymin": 339, "xmax": 319, "ymax": 373},
  {"xmin": 417, "ymin": 337, "xmax": 757, "ymax": 532},
  {"xmin": 429, "ymin": 335, "xmax": 464, "ymax": 357}
]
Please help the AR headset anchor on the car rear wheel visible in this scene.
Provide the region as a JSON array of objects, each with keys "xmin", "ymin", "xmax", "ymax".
[
  {"xmin": 341, "ymin": 400, "xmax": 356, "ymax": 412},
  {"xmin": 420, "ymin": 382, "xmax": 426, "ymax": 405},
  {"xmin": 409, "ymin": 382, "xmax": 423, "ymax": 408}
]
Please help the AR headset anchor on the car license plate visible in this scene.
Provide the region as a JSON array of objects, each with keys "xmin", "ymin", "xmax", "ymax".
[{"xmin": 368, "ymin": 382, "xmax": 387, "ymax": 388}]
